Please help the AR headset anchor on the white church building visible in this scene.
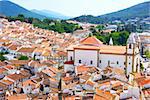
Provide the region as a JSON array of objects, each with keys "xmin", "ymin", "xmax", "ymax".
[{"xmin": 66, "ymin": 33, "xmax": 141, "ymax": 76}]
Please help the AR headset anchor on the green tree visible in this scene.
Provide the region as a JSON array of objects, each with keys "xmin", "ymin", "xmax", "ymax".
[
  {"xmin": 145, "ymin": 50, "xmax": 150, "ymax": 58},
  {"xmin": 90, "ymin": 27, "xmax": 97, "ymax": 33},
  {"xmin": 110, "ymin": 31, "xmax": 130, "ymax": 45},
  {"xmin": 0, "ymin": 55, "xmax": 6, "ymax": 61},
  {"xmin": 96, "ymin": 25, "xmax": 104, "ymax": 32},
  {"xmin": 93, "ymin": 31, "xmax": 130, "ymax": 45},
  {"xmin": 18, "ymin": 55, "xmax": 29, "ymax": 60},
  {"xmin": 16, "ymin": 14, "xmax": 25, "ymax": 22},
  {"xmin": 18, "ymin": 14, "xmax": 24, "ymax": 18},
  {"xmin": 26, "ymin": 17, "xmax": 33, "ymax": 24},
  {"xmin": 88, "ymin": 33, "xmax": 92, "ymax": 37},
  {"xmin": 140, "ymin": 63, "xmax": 144, "ymax": 71}
]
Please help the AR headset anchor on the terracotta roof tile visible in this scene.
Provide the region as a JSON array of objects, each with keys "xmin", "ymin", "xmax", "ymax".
[
  {"xmin": 99, "ymin": 45, "xmax": 126, "ymax": 54},
  {"xmin": 76, "ymin": 65, "xmax": 90, "ymax": 74},
  {"xmin": 17, "ymin": 47, "xmax": 35, "ymax": 53},
  {"xmin": 6, "ymin": 94, "xmax": 29, "ymax": 100},
  {"xmin": 0, "ymin": 68, "xmax": 7, "ymax": 74},
  {"xmin": 1, "ymin": 79, "xmax": 14, "ymax": 85},
  {"xmin": 6, "ymin": 73, "xmax": 27, "ymax": 81},
  {"xmin": 86, "ymin": 80, "xmax": 95, "ymax": 86},
  {"xmin": 94, "ymin": 89, "xmax": 115, "ymax": 100},
  {"xmin": 8, "ymin": 60, "xmax": 30, "ymax": 65},
  {"xmin": 80, "ymin": 36, "xmax": 103, "ymax": 46},
  {"xmin": 23, "ymin": 79, "xmax": 37, "ymax": 87},
  {"xmin": 0, "ymin": 82, "xmax": 7, "ymax": 89},
  {"xmin": 8, "ymin": 44, "xmax": 20, "ymax": 51},
  {"xmin": 62, "ymin": 77, "xmax": 74, "ymax": 82}
]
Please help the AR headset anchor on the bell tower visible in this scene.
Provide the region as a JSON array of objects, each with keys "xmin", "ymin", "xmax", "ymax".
[{"xmin": 126, "ymin": 33, "xmax": 140, "ymax": 76}]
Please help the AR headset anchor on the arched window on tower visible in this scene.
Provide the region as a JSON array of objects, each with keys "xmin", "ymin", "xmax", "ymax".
[
  {"xmin": 90, "ymin": 60, "xmax": 93, "ymax": 65},
  {"xmin": 129, "ymin": 44, "xmax": 132, "ymax": 49}
]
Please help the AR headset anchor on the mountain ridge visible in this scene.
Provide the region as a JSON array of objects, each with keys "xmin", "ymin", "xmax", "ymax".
[
  {"xmin": 72, "ymin": 1, "xmax": 150, "ymax": 24},
  {"xmin": 0, "ymin": 0, "xmax": 47, "ymax": 19},
  {"xmin": 0, "ymin": 0, "xmax": 71, "ymax": 20},
  {"xmin": 31, "ymin": 9, "xmax": 71, "ymax": 19}
]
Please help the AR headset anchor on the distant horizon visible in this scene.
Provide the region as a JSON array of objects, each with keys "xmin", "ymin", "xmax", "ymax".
[{"xmin": 2, "ymin": 0, "xmax": 149, "ymax": 17}]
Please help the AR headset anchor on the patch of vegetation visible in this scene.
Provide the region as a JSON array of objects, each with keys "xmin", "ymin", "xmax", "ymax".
[
  {"xmin": 0, "ymin": 55, "xmax": 6, "ymax": 61},
  {"xmin": 0, "ymin": 51, "xmax": 9, "ymax": 55},
  {"xmin": 0, "ymin": 51, "xmax": 8, "ymax": 61},
  {"xmin": 18, "ymin": 55, "xmax": 29, "ymax": 60},
  {"xmin": 96, "ymin": 25, "xmax": 105, "ymax": 31},
  {"xmin": 7, "ymin": 14, "xmax": 83, "ymax": 33},
  {"xmin": 91, "ymin": 31, "xmax": 130, "ymax": 45},
  {"xmin": 144, "ymin": 50, "xmax": 150, "ymax": 59},
  {"xmin": 140, "ymin": 63, "xmax": 144, "ymax": 71}
]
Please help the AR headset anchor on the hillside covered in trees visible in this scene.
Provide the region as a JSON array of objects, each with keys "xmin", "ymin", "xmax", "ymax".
[
  {"xmin": 72, "ymin": 1, "xmax": 150, "ymax": 24},
  {"xmin": 89, "ymin": 25, "xmax": 130, "ymax": 45},
  {"xmin": 7, "ymin": 14, "xmax": 82, "ymax": 33}
]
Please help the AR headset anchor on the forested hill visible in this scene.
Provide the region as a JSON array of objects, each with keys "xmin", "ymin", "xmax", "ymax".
[
  {"xmin": 72, "ymin": 1, "xmax": 150, "ymax": 24},
  {"xmin": 0, "ymin": 0, "xmax": 46, "ymax": 19}
]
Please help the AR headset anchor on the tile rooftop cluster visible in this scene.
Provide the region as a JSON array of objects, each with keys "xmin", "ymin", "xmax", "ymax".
[{"xmin": 0, "ymin": 18, "xmax": 149, "ymax": 100}]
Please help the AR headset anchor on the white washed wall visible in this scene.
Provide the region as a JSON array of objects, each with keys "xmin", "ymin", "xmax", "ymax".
[
  {"xmin": 64, "ymin": 64, "xmax": 74, "ymax": 72},
  {"xmin": 99, "ymin": 54, "xmax": 125, "ymax": 69},
  {"xmin": 67, "ymin": 51, "xmax": 74, "ymax": 61},
  {"xmin": 74, "ymin": 49, "xmax": 98, "ymax": 67}
]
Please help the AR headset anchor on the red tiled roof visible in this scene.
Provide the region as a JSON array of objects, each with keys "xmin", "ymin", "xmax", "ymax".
[
  {"xmin": 17, "ymin": 47, "xmax": 35, "ymax": 53},
  {"xmin": 139, "ymin": 79, "xmax": 150, "ymax": 86},
  {"xmin": 99, "ymin": 45, "xmax": 126, "ymax": 55},
  {"xmin": 76, "ymin": 65, "xmax": 91, "ymax": 74},
  {"xmin": 1, "ymin": 79, "xmax": 14, "ymax": 85},
  {"xmin": 94, "ymin": 89, "xmax": 115, "ymax": 100},
  {"xmin": 6, "ymin": 73, "xmax": 27, "ymax": 81},
  {"xmin": 80, "ymin": 36, "xmax": 103, "ymax": 46},
  {"xmin": 64, "ymin": 61, "xmax": 74, "ymax": 65},
  {"xmin": 0, "ymin": 68, "xmax": 7, "ymax": 74}
]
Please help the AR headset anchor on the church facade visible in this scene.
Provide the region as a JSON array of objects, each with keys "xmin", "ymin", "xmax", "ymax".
[{"xmin": 67, "ymin": 33, "xmax": 141, "ymax": 76}]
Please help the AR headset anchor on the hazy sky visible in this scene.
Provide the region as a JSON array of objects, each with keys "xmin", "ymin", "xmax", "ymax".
[{"xmin": 9, "ymin": 0, "xmax": 148, "ymax": 17}]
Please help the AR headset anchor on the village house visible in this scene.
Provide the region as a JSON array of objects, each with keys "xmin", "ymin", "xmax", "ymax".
[
  {"xmin": 3, "ymin": 70, "xmax": 31, "ymax": 88},
  {"xmin": 7, "ymin": 44, "xmax": 20, "ymax": 56},
  {"xmin": 28, "ymin": 60, "xmax": 47, "ymax": 73},
  {"xmin": 17, "ymin": 47, "xmax": 35, "ymax": 57}
]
